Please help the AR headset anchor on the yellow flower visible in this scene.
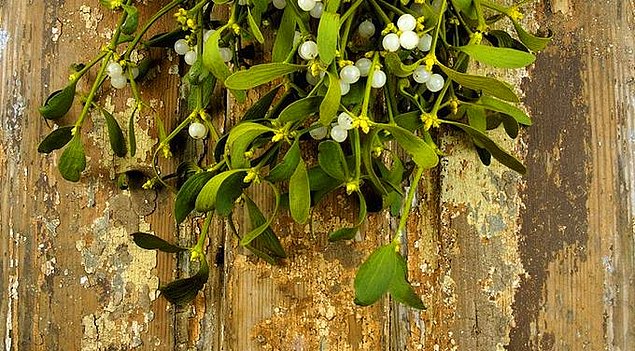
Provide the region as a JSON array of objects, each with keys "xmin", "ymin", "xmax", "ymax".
[
  {"xmin": 421, "ymin": 112, "xmax": 441, "ymax": 130},
  {"xmin": 243, "ymin": 168, "xmax": 261, "ymax": 184},
  {"xmin": 352, "ymin": 115, "xmax": 372, "ymax": 134},
  {"xmin": 345, "ymin": 180, "xmax": 359, "ymax": 194}
]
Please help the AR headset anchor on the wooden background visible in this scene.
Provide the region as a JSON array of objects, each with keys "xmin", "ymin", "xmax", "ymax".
[{"xmin": 1, "ymin": 0, "xmax": 634, "ymax": 350}]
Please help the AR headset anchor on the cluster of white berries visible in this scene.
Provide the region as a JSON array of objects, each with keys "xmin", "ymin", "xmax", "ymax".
[
  {"xmin": 412, "ymin": 65, "xmax": 444, "ymax": 92},
  {"xmin": 309, "ymin": 112, "xmax": 354, "ymax": 143},
  {"xmin": 381, "ymin": 14, "xmax": 432, "ymax": 52},
  {"xmin": 272, "ymin": 0, "xmax": 323, "ymax": 18},
  {"xmin": 174, "ymin": 31, "xmax": 233, "ymax": 66},
  {"xmin": 106, "ymin": 61, "xmax": 138, "ymax": 89},
  {"xmin": 188, "ymin": 121, "xmax": 208, "ymax": 139}
]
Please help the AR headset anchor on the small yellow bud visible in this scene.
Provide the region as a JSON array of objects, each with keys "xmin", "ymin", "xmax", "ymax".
[
  {"xmin": 421, "ymin": 112, "xmax": 441, "ymax": 130},
  {"xmin": 345, "ymin": 180, "xmax": 359, "ymax": 194},
  {"xmin": 243, "ymin": 168, "xmax": 260, "ymax": 184}
]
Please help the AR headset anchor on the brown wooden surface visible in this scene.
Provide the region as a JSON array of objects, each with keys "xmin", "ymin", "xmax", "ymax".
[{"xmin": 1, "ymin": 0, "xmax": 634, "ymax": 350}]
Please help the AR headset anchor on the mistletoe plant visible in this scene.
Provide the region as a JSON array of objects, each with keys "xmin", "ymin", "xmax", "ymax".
[{"xmin": 39, "ymin": 0, "xmax": 549, "ymax": 308}]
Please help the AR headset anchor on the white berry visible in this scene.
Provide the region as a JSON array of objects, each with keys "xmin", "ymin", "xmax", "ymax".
[
  {"xmin": 358, "ymin": 20, "xmax": 376, "ymax": 38},
  {"xmin": 340, "ymin": 80, "xmax": 350, "ymax": 95},
  {"xmin": 219, "ymin": 47, "xmax": 233, "ymax": 62},
  {"xmin": 298, "ymin": 40, "xmax": 318, "ymax": 60},
  {"xmin": 330, "ymin": 125, "xmax": 348, "ymax": 142},
  {"xmin": 184, "ymin": 50, "xmax": 197, "ymax": 65},
  {"xmin": 337, "ymin": 112, "xmax": 354, "ymax": 130},
  {"xmin": 272, "ymin": 0, "xmax": 286, "ymax": 9},
  {"xmin": 399, "ymin": 30, "xmax": 419, "ymax": 50},
  {"xmin": 188, "ymin": 122, "xmax": 208, "ymax": 139},
  {"xmin": 297, "ymin": 0, "xmax": 316, "ymax": 11},
  {"xmin": 110, "ymin": 75, "xmax": 127, "ymax": 89},
  {"xmin": 203, "ymin": 29, "xmax": 215, "ymax": 43},
  {"xmin": 106, "ymin": 62, "xmax": 123, "ymax": 77},
  {"xmin": 382, "ymin": 33, "xmax": 400, "ymax": 52},
  {"xmin": 340, "ymin": 65, "xmax": 361, "ymax": 84},
  {"xmin": 412, "ymin": 66, "xmax": 431, "ymax": 83},
  {"xmin": 309, "ymin": 2, "xmax": 323, "ymax": 18},
  {"xmin": 397, "ymin": 14, "xmax": 417, "ymax": 32},
  {"xmin": 426, "ymin": 73, "xmax": 444, "ymax": 92},
  {"xmin": 309, "ymin": 123, "xmax": 328, "ymax": 140},
  {"xmin": 306, "ymin": 71, "xmax": 320, "ymax": 85},
  {"xmin": 355, "ymin": 58, "xmax": 372, "ymax": 77},
  {"xmin": 371, "ymin": 70, "xmax": 387, "ymax": 88},
  {"xmin": 130, "ymin": 67, "xmax": 140, "ymax": 79},
  {"xmin": 174, "ymin": 39, "xmax": 189, "ymax": 55},
  {"xmin": 418, "ymin": 33, "xmax": 433, "ymax": 51}
]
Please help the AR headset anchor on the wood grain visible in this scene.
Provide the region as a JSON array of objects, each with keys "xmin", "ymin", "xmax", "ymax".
[{"xmin": 0, "ymin": 0, "xmax": 633, "ymax": 350}]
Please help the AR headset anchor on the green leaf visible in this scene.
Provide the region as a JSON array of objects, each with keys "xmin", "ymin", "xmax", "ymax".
[
  {"xmin": 202, "ymin": 26, "xmax": 246, "ymax": 102},
  {"xmin": 382, "ymin": 125, "xmax": 439, "ymax": 169},
  {"xmin": 242, "ymin": 85, "xmax": 282, "ymax": 121},
  {"xmin": 247, "ymin": 7, "xmax": 265, "ymax": 43},
  {"xmin": 512, "ymin": 20, "xmax": 552, "ymax": 52},
  {"xmin": 478, "ymin": 95, "xmax": 532, "ymax": 125},
  {"xmin": 160, "ymin": 257, "xmax": 209, "ymax": 305},
  {"xmin": 240, "ymin": 182, "xmax": 281, "ymax": 247},
  {"xmin": 318, "ymin": 140, "xmax": 349, "ymax": 181},
  {"xmin": 289, "ymin": 159, "xmax": 310, "ymax": 224},
  {"xmin": 354, "ymin": 243, "xmax": 398, "ymax": 306},
  {"xmin": 131, "ymin": 232, "xmax": 186, "ymax": 253},
  {"xmin": 277, "ymin": 96, "xmax": 323, "ymax": 124},
  {"xmin": 272, "ymin": 7, "xmax": 296, "ymax": 62},
  {"xmin": 227, "ymin": 122, "xmax": 274, "ymax": 169},
  {"xmin": 102, "ymin": 109, "xmax": 127, "ymax": 157},
  {"xmin": 466, "ymin": 106, "xmax": 487, "ymax": 132},
  {"xmin": 320, "ymin": 71, "xmax": 341, "ymax": 125},
  {"xmin": 128, "ymin": 109, "xmax": 137, "ymax": 157},
  {"xmin": 389, "ymin": 252, "xmax": 425, "ymax": 309},
  {"xmin": 444, "ymin": 120, "xmax": 526, "ymax": 174},
  {"xmin": 325, "ymin": 0, "xmax": 341, "ymax": 11},
  {"xmin": 328, "ymin": 227, "xmax": 358, "ymax": 241},
  {"xmin": 438, "ymin": 63, "xmax": 519, "ymax": 103},
  {"xmin": 39, "ymin": 82, "xmax": 76, "ymax": 120},
  {"xmin": 458, "ymin": 44, "xmax": 535, "ymax": 68},
  {"xmin": 38, "ymin": 126, "xmax": 74, "ymax": 154},
  {"xmin": 121, "ymin": 5, "xmax": 139, "ymax": 35},
  {"xmin": 58, "ymin": 135, "xmax": 86, "ymax": 182},
  {"xmin": 195, "ymin": 170, "xmax": 246, "ymax": 213},
  {"xmin": 267, "ymin": 141, "xmax": 301, "ymax": 182},
  {"xmin": 243, "ymin": 194, "xmax": 286, "ymax": 262},
  {"xmin": 384, "ymin": 53, "xmax": 420, "ymax": 77},
  {"xmin": 225, "ymin": 63, "xmax": 306, "ymax": 90},
  {"xmin": 451, "ymin": 0, "xmax": 476, "ymax": 18},
  {"xmin": 317, "ymin": 11, "xmax": 340, "ymax": 65},
  {"xmin": 175, "ymin": 172, "xmax": 215, "ymax": 224}
]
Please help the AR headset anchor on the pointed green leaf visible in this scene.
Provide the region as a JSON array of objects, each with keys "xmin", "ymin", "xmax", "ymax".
[
  {"xmin": 38, "ymin": 126, "xmax": 74, "ymax": 154},
  {"xmin": 267, "ymin": 141, "xmax": 301, "ymax": 182},
  {"xmin": 328, "ymin": 227, "xmax": 358, "ymax": 241},
  {"xmin": 438, "ymin": 63, "xmax": 519, "ymax": 103},
  {"xmin": 389, "ymin": 252, "xmax": 425, "ymax": 309},
  {"xmin": 175, "ymin": 172, "xmax": 215, "ymax": 224},
  {"xmin": 102, "ymin": 109, "xmax": 127, "ymax": 157},
  {"xmin": 451, "ymin": 0, "xmax": 476, "ymax": 18},
  {"xmin": 317, "ymin": 11, "xmax": 340, "ymax": 65},
  {"xmin": 225, "ymin": 63, "xmax": 306, "ymax": 90},
  {"xmin": 320, "ymin": 71, "xmax": 341, "ymax": 125},
  {"xmin": 277, "ymin": 96, "xmax": 323, "ymax": 124},
  {"xmin": 39, "ymin": 82, "xmax": 76, "ymax": 120},
  {"xmin": 243, "ymin": 194, "xmax": 286, "ymax": 262},
  {"xmin": 227, "ymin": 122, "xmax": 274, "ymax": 169},
  {"xmin": 247, "ymin": 7, "xmax": 265, "ymax": 43},
  {"xmin": 121, "ymin": 5, "xmax": 139, "ymax": 35},
  {"xmin": 131, "ymin": 232, "xmax": 186, "ymax": 253},
  {"xmin": 241, "ymin": 182, "xmax": 281, "ymax": 247},
  {"xmin": 458, "ymin": 44, "xmax": 535, "ymax": 68},
  {"xmin": 58, "ymin": 135, "xmax": 86, "ymax": 182},
  {"xmin": 512, "ymin": 20, "xmax": 552, "ymax": 52},
  {"xmin": 478, "ymin": 95, "xmax": 532, "ymax": 125},
  {"xmin": 382, "ymin": 125, "xmax": 439, "ymax": 169},
  {"xmin": 195, "ymin": 169, "xmax": 246, "ymax": 213},
  {"xmin": 289, "ymin": 159, "xmax": 310, "ymax": 224},
  {"xmin": 160, "ymin": 258, "xmax": 209, "ymax": 305},
  {"xmin": 354, "ymin": 243, "xmax": 398, "ymax": 306},
  {"xmin": 202, "ymin": 26, "xmax": 245, "ymax": 101},
  {"xmin": 318, "ymin": 140, "xmax": 349, "ymax": 181},
  {"xmin": 384, "ymin": 53, "xmax": 420, "ymax": 77},
  {"xmin": 444, "ymin": 120, "xmax": 526, "ymax": 174},
  {"xmin": 242, "ymin": 85, "xmax": 282, "ymax": 121},
  {"xmin": 272, "ymin": 7, "xmax": 297, "ymax": 62},
  {"xmin": 128, "ymin": 109, "xmax": 137, "ymax": 157}
]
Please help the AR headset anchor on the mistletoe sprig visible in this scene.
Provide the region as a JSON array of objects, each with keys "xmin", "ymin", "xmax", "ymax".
[{"xmin": 39, "ymin": 0, "xmax": 549, "ymax": 308}]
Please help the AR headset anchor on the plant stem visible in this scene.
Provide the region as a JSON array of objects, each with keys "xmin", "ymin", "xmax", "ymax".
[
  {"xmin": 193, "ymin": 213, "xmax": 213, "ymax": 254},
  {"xmin": 393, "ymin": 166, "xmax": 424, "ymax": 243},
  {"xmin": 123, "ymin": 0, "xmax": 185, "ymax": 59}
]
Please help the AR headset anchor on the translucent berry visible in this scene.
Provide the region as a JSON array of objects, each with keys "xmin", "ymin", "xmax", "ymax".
[
  {"xmin": 330, "ymin": 125, "xmax": 348, "ymax": 142},
  {"xmin": 107, "ymin": 62, "xmax": 123, "ymax": 77},
  {"xmin": 130, "ymin": 67, "xmax": 140, "ymax": 79},
  {"xmin": 358, "ymin": 20, "xmax": 376, "ymax": 38},
  {"xmin": 184, "ymin": 50, "xmax": 197, "ymax": 65},
  {"xmin": 371, "ymin": 70, "xmax": 387, "ymax": 88},
  {"xmin": 188, "ymin": 122, "xmax": 208, "ymax": 139},
  {"xmin": 272, "ymin": 0, "xmax": 287, "ymax": 9},
  {"xmin": 382, "ymin": 33, "xmax": 400, "ymax": 52},
  {"xmin": 110, "ymin": 75, "xmax": 127, "ymax": 89},
  {"xmin": 298, "ymin": 40, "xmax": 318, "ymax": 60},
  {"xmin": 418, "ymin": 33, "xmax": 433, "ymax": 51},
  {"xmin": 399, "ymin": 30, "xmax": 419, "ymax": 50},
  {"xmin": 412, "ymin": 66, "xmax": 431, "ymax": 83},
  {"xmin": 426, "ymin": 73, "xmax": 444, "ymax": 92},
  {"xmin": 203, "ymin": 29, "xmax": 215, "ymax": 43},
  {"xmin": 219, "ymin": 47, "xmax": 233, "ymax": 62},
  {"xmin": 297, "ymin": 0, "xmax": 316, "ymax": 12},
  {"xmin": 397, "ymin": 14, "xmax": 417, "ymax": 32},
  {"xmin": 309, "ymin": 123, "xmax": 328, "ymax": 140},
  {"xmin": 309, "ymin": 2, "xmax": 323, "ymax": 18},
  {"xmin": 174, "ymin": 39, "xmax": 189, "ymax": 55},
  {"xmin": 340, "ymin": 80, "xmax": 350, "ymax": 95},
  {"xmin": 337, "ymin": 112, "xmax": 354, "ymax": 130},
  {"xmin": 340, "ymin": 65, "xmax": 361, "ymax": 84},
  {"xmin": 355, "ymin": 58, "xmax": 372, "ymax": 77},
  {"xmin": 306, "ymin": 71, "xmax": 320, "ymax": 85}
]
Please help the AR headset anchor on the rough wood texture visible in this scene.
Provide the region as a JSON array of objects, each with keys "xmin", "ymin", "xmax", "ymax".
[{"xmin": 1, "ymin": 0, "xmax": 633, "ymax": 350}]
